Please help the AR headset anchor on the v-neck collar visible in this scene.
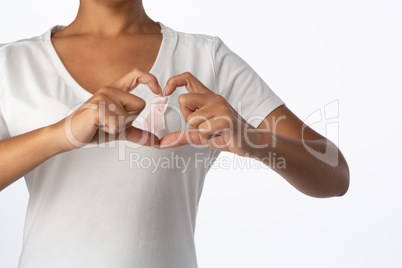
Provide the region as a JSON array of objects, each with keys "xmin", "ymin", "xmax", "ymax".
[{"xmin": 42, "ymin": 21, "xmax": 173, "ymax": 100}]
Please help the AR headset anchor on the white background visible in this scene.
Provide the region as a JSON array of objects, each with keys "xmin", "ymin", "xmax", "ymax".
[{"xmin": 1, "ymin": 0, "xmax": 401, "ymax": 267}]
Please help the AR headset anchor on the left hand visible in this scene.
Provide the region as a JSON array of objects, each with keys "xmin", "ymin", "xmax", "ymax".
[{"xmin": 159, "ymin": 72, "xmax": 268, "ymax": 157}]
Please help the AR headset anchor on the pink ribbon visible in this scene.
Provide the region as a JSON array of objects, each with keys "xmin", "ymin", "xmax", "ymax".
[{"xmin": 143, "ymin": 96, "xmax": 168, "ymax": 133}]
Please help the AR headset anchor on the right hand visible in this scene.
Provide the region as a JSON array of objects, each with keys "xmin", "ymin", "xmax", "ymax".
[{"xmin": 53, "ymin": 68, "xmax": 162, "ymax": 151}]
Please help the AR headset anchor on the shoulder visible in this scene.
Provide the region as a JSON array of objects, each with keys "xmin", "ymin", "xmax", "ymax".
[
  {"xmin": 178, "ymin": 30, "xmax": 220, "ymax": 45},
  {"xmin": 0, "ymin": 34, "xmax": 43, "ymax": 57},
  {"xmin": 0, "ymin": 34, "xmax": 46, "ymax": 80},
  {"xmin": 0, "ymin": 30, "xmax": 50, "ymax": 95},
  {"xmin": 162, "ymin": 23, "xmax": 223, "ymax": 53},
  {"xmin": 0, "ymin": 31, "xmax": 48, "ymax": 80}
]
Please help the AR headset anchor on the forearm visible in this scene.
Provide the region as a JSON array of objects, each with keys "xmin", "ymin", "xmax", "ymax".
[
  {"xmin": 250, "ymin": 132, "xmax": 350, "ymax": 198},
  {"xmin": 0, "ymin": 124, "xmax": 66, "ymax": 191}
]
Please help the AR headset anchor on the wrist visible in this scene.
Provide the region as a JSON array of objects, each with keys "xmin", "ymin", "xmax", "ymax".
[
  {"xmin": 244, "ymin": 130, "xmax": 274, "ymax": 160},
  {"xmin": 44, "ymin": 121, "xmax": 74, "ymax": 155}
]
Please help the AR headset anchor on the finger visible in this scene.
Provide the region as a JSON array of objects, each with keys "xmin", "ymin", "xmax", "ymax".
[
  {"xmin": 159, "ymin": 129, "xmax": 202, "ymax": 149},
  {"xmin": 184, "ymin": 107, "xmax": 214, "ymax": 127},
  {"xmin": 178, "ymin": 93, "xmax": 213, "ymax": 122},
  {"xmin": 94, "ymin": 87, "xmax": 146, "ymax": 115},
  {"xmin": 163, "ymin": 72, "xmax": 214, "ymax": 96},
  {"xmin": 90, "ymin": 126, "xmax": 161, "ymax": 148},
  {"xmin": 91, "ymin": 95, "xmax": 143, "ymax": 135},
  {"xmin": 109, "ymin": 68, "xmax": 162, "ymax": 95},
  {"xmin": 117, "ymin": 126, "xmax": 161, "ymax": 147},
  {"xmin": 198, "ymin": 116, "xmax": 234, "ymax": 135},
  {"xmin": 97, "ymin": 108, "xmax": 130, "ymax": 135}
]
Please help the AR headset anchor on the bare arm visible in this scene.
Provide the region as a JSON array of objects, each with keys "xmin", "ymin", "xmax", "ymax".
[
  {"xmin": 253, "ymin": 105, "xmax": 350, "ymax": 198},
  {"xmin": 160, "ymin": 72, "xmax": 349, "ymax": 198},
  {"xmin": 0, "ymin": 124, "xmax": 65, "ymax": 191}
]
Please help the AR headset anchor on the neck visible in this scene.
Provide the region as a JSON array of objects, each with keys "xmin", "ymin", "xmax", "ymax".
[{"xmin": 70, "ymin": 0, "xmax": 155, "ymax": 38}]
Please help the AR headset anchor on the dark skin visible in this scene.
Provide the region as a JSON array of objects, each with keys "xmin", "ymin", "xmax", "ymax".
[
  {"xmin": 0, "ymin": 0, "xmax": 349, "ymax": 198},
  {"xmin": 51, "ymin": 0, "xmax": 163, "ymax": 93}
]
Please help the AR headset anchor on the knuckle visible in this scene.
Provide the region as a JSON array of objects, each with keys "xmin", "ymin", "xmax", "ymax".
[
  {"xmin": 107, "ymin": 124, "xmax": 116, "ymax": 134},
  {"xmin": 107, "ymin": 117, "xmax": 123, "ymax": 134},
  {"xmin": 132, "ymin": 67, "xmax": 140, "ymax": 75},
  {"xmin": 184, "ymin": 71, "xmax": 193, "ymax": 78},
  {"xmin": 149, "ymin": 76, "xmax": 159, "ymax": 86},
  {"xmin": 93, "ymin": 92, "xmax": 109, "ymax": 102},
  {"xmin": 186, "ymin": 115, "xmax": 192, "ymax": 124},
  {"xmin": 178, "ymin": 94, "xmax": 187, "ymax": 105},
  {"xmin": 214, "ymin": 94, "xmax": 226, "ymax": 104},
  {"xmin": 114, "ymin": 120, "xmax": 124, "ymax": 134},
  {"xmin": 148, "ymin": 72, "xmax": 157, "ymax": 80},
  {"xmin": 89, "ymin": 95, "xmax": 102, "ymax": 105},
  {"xmin": 96, "ymin": 87, "xmax": 111, "ymax": 95},
  {"xmin": 86, "ymin": 106, "xmax": 100, "ymax": 123},
  {"xmin": 199, "ymin": 121, "xmax": 211, "ymax": 132},
  {"xmin": 166, "ymin": 77, "xmax": 175, "ymax": 87},
  {"xmin": 110, "ymin": 127, "xmax": 119, "ymax": 135},
  {"xmin": 217, "ymin": 105, "xmax": 229, "ymax": 114},
  {"xmin": 132, "ymin": 67, "xmax": 147, "ymax": 77},
  {"xmin": 187, "ymin": 114, "xmax": 204, "ymax": 126},
  {"xmin": 186, "ymin": 114, "xmax": 196, "ymax": 124},
  {"xmin": 137, "ymin": 98, "xmax": 146, "ymax": 110},
  {"xmin": 81, "ymin": 102, "xmax": 98, "ymax": 112}
]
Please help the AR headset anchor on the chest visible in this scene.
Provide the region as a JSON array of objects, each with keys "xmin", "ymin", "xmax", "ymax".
[
  {"xmin": 2, "ymin": 34, "xmax": 218, "ymax": 138},
  {"xmin": 51, "ymin": 35, "xmax": 162, "ymax": 94}
]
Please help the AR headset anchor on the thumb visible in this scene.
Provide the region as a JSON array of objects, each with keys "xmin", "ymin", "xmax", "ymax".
[
  {"xmin": 118, "ymin": 126, "xmax": 161, "ymax": 147},
  {"xmin": 159, "ymin": 129, "xmax": 202, "ymax": 149}
]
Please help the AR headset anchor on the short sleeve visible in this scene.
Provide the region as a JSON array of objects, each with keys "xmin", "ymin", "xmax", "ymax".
[
  {"xmin": 0, "ymin": 109, "xmax": 9, "ymax": 141},
  {"xmin": 212, "ymin": 37, "xmax": 285, "ymax": 128},
  {"xmin": 0, "ymin": 73, "xmax": 11, "ymax": 141}
]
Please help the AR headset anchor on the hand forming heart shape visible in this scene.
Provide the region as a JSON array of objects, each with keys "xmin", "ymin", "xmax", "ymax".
[{"xmin": 59, "ymin": 68, "xmax": 262, "ymax": 157}]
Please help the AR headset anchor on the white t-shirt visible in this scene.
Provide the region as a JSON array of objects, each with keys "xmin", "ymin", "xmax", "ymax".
[{"xmin": 0, "ymin": 22, "xmax": 284, "ymax": 267}]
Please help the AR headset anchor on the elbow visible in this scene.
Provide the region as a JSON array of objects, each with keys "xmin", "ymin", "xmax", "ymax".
[
  {"xmin": 336, "ymin": 152, "xmax": 350, "ymax": 197},
  {"xmin": 324, "ymin": 158, "xmax": 350, "ymax": 198},
  {"xmin": 307, "ymin": 178, "xmax": 349, "ymax": 198},
  {"xmin": 304, "ymin": 164, "xmax": 350, "ymax": 198},
  {"xmin": 335, "ymin": 165, "xmax": 350, "ymax": 197},
  {"xmin": 335, "ymin": 177, "xmax": 349, "ymax": 197},
  {"xmin": 320, "ymin": 147, "xmax": 350, "ymax": 198}
]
